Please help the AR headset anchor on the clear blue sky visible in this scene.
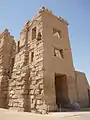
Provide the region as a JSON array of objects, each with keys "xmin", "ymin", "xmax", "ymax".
[{"xmin": 0, "ymin": 0, "xmax": 90, "ymax": 83}]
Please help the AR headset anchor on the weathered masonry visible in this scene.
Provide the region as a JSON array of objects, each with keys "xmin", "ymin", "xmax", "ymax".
[{"xmin": 0, "ymin": 7, "xmax": 90, "ymax": 114}]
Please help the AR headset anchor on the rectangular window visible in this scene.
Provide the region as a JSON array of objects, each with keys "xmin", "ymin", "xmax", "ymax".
[
  {"xmin": 31, "ymin": 52, "xmax": 34, "ymax": 62},
  {"xmin": 54, "ymin": 48, "xmax": 64, "ymax": 59},
  {"xmin": 32, "ymin": 27, "xmax": 36, "ymax": 40},
  {"xmin": 53, "ymin": 28, "xmax": 61, "ymax": 38},
  {"xmin": 60, "ymin": 49, "xmax": 64, "ymax": 59}
]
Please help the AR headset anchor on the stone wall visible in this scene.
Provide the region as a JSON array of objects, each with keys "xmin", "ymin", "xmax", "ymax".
[
  {"xmin": 0, "ymin": 29, "xmax": 16, "ymax": 108},
  {"xmin": 9, "ymin": 49, "xmax": 29, "ymax": 111},
  {"xmin": 75, "ymin": 71, "xmax": 89, "ymax": 107},
  {"xmin": 8, "ymin": 18, "xmax": 47, "ymax": 114}
]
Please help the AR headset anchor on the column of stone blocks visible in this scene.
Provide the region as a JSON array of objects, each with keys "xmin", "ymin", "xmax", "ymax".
[
  {"xmin": 28, "ymin": 38, "xmax": 47, "ymax": 114},
  {"xmin": 8, "ymin": 49, "xmax": 30, "ymax": 111}
]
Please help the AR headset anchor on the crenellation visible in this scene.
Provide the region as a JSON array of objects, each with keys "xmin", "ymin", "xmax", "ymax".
[{"xmin": 39, "ymin": 6, "xmax": 68, "ymax": 25}]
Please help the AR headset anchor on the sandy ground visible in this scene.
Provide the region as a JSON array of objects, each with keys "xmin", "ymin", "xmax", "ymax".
[{"xmin": 0, "ymin": 109, "xmax": 90, "ymax": 120}]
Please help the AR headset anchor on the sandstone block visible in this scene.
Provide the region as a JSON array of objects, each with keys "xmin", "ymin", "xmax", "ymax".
[
  {"xmin": 37, "ymin": 100, "xmax": 42, "ymax": 105},
  {"xmin": 31, "ymin": 103, "xmax": 35, "ymax": 109},
  {"xmin": 30, "ymin": 90, "xmax": 35, "ymax": 95},
  {"xmin": 13, "ymin": 102, "xmax": 18, "ymax": 107},
  {"xmin": 31, "ymin": 95, "xmax": 34, "ymax": 99}
]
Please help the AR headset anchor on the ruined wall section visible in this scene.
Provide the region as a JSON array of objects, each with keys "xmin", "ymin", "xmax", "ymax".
[
  {"xmin": 0, "ymin": 29, "xmax": 16, "ymax": 108},
  {"xmin": 75, "ymin": 71, "xmax": 89, "ymax": 107},
  {"xmin": 9, "ymin": 24, "xmax": 30, "ymax": 112},
  {"xmin": 9, "ymin": 14, "xmax": 47, "ymax": 113},
  {"xmin": 0, "ymin": 31, "xmax": 5, "ymax": 108}
]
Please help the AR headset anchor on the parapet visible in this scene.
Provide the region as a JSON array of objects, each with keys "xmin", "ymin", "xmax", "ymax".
[
  {"xmin": 0, "ymin": 29, "xmax": 15, "ymax": 41},
  {"xmin": 39, "ymin": 6, "xmax": 69, "ymax": 25}
]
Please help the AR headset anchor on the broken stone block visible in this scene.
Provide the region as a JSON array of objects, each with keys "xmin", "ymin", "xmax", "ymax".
[
  {"xmin": 30, "ymin": 95, "xmax": 34, "ymax": 99},
  {"xmin": 16, "ymin": 71, "xmax": 21, "ymax": 75},
  {"xmin": 31, "ymin": 80, "xmax": 36, "ymax": 85},
  {"xmin": 30, "ymin": 90, "xmax": 34, "ymax": 95},
  {"xmin": 35, "ymin": 89, "xmax": 40, "ymax": 95},
  {"xmin": 36, "ymin": 100, "xmax": 41, "ymax": 105},
  {"xmin": 39, "ymin": 84, "xmax": 43, "ymax": 89},
  {"xmin": 13, "ymin": 102, "xmax": 18, "ymax": 107},
  {"xmin": 31, "ymin": 103, "xmax": 35, "ymax": 109},
  {"xmin": 18, "ymin": 102, "xmax": 24, "ymax": 108}
]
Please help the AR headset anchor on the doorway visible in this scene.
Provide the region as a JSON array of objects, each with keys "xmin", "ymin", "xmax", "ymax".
[{"xmin": 55, "ymin": 74, "xmax": 69, "ymax": 107}]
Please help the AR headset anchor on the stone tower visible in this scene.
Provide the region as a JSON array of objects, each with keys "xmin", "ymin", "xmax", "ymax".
[
  {"xmin": 8, "ymin": 7, "xmax": 75, "ymax": 113},
  {"xmin": 0, "ymin": 29, "xmax": 16, "ymax": 108},
  {"xmin": 8, "ymin": 7, "xmax": 89, "ymax": 113}
]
